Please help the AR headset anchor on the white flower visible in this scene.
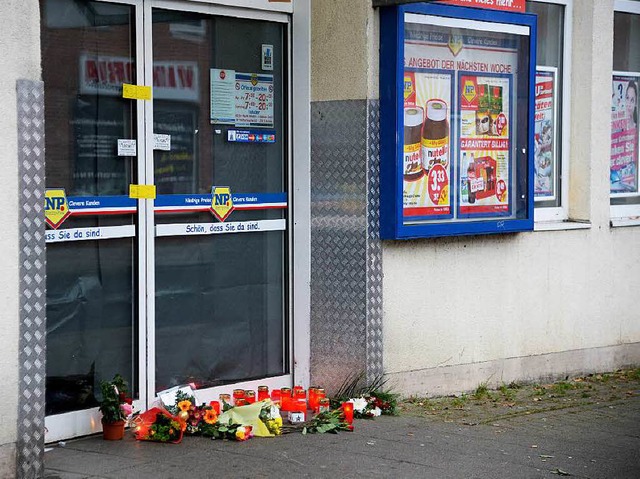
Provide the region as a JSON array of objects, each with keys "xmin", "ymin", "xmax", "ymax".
[
  {"xmin": 349, "ymin": 397, "xmax": 369, "ymax": 413},
  {"xmin": 371, "ymin": 407, "xmax": 382, "ymax": 417}
]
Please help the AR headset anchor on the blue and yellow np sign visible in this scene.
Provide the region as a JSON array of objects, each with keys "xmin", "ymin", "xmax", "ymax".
[
  {"xmin": 44, "ymin": 188, "xmax": 71, "ymax": 229},
  {"xmin": 210, "ymin": 186, "xmax": 234, "ymax": 222}
]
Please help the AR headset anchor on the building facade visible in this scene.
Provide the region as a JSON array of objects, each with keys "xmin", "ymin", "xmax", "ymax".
[{"xmin": 0, "ymin": 0, "xmax": 638, "ymax": 477}]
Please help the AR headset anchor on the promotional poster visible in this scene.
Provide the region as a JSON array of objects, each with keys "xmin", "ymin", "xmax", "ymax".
[
  {"xmin": 404, "ymin": 23, "xmax": 518, "ymax": 222},
  {"xmin": 534, "ymin": 69, "xmax": 557, "ymax": 200},
  {"xmin": 611, "ymin": 74, "xmax": 639, "ymax": 195}
]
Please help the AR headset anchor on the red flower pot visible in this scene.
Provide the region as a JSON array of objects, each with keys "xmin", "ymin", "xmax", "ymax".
[{"xmin": 102, "ymin": 420, "xmax": 125, "ymax": 440}]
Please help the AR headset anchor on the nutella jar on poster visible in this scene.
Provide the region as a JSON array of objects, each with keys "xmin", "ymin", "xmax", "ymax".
[
  {"xmin": 404, "ymin": 107, "xmax": 424, "ymax": 180},
  {"xmin": 421, "ymin": 99, "xmax": 449, "ymax": 172}
]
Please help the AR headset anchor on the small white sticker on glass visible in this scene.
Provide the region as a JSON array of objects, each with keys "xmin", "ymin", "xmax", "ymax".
[
  {"xmin": 117, "ymin": 139, "xmax": 137, "ymax": 156},
  {"xmin": 153, "ymin": 134, "xmax": 171, "ymax": 151},
  {"xmin": 262, "ymin": 44, "xmax": 274, "ymax": 71}
]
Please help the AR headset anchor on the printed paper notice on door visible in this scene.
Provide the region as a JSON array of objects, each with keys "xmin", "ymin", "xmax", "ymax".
[
  {"xmin": 611, "ymin": 74, "xmax": 639, "ymax": 195},
  {"xmin": 235, "ymin": 72, "xmax": 274, "ymax": 127},
  {"xmin": 458, "ymin": 74, "xmax": 512, "ymax": 217},
  {"xmin": 210, "ymin": 70, "xmax": 274, "ymax": 128},
  {"xmin": 210, "ymin": 68, "xmax": 236, "ymax": 124},
  {"xmin": 402, "ymin": 71, "xmax": 453, "ymax": 220}
]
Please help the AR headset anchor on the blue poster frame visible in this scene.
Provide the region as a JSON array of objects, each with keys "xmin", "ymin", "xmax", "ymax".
[{"xmin": 380, "ymin": 2, "xmax": 537, "ymax": 240}]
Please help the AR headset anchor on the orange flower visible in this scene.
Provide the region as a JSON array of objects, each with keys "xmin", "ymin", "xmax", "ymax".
[
  {"xmin": 177, "ymin": 400, "xmax": 192, "ymax": 412},
  {"xmin": 203, "ymin": 409, "xmax": 218, "ymax": 425}
]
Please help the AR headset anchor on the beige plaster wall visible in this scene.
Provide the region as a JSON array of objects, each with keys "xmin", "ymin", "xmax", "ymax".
[
  {"xmin": 311, "ymin": 0, "xmax": 376, "ymax": 101},
  {"xmin": 0, "ymin": 0, "xmax": 41, "ymax": 473},
  {"xmin": 382, "ymin": 0, "xmax": 640, "ymax": 395}
]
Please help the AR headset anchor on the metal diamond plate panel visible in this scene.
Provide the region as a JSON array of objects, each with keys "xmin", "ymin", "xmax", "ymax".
[
  {"xmin": 310, "ymin": 99, "xmax": 383, "ymax": 394},
  {"xmin": 16, "ymin": 79, "xmax": 46, "ymax": 479},
  {"xmin": 366, "ymin": 100, "xmax": 384, "ymax": 381}
]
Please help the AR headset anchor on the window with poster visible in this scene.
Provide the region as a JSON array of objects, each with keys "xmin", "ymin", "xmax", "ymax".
[
  {"xmin": 379, "ymin": 2, "xmax": 537, "ymax": 239},
  {"xmin": 526, "ymin": 0, "xmax": 571, "ymax": 223},
  {"xmin": 611, "ymin": 0, "xmax": 640, "ymax": 222}
]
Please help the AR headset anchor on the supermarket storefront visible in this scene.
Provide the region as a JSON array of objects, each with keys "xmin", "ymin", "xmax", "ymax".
[{"xmin": 40, "ymin": 0, "xmax": 310, "ymax": 442}]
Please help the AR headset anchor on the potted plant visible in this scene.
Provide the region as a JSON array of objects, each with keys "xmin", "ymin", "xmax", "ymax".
[{"xmin": 98, "ymin": 374, "xmax": 133, "ymax": 440}]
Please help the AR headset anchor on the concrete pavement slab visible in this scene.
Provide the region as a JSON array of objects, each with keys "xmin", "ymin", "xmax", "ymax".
[{"xmin": 44, "ymin": 395, "xmax": 640, "ymax": 479}]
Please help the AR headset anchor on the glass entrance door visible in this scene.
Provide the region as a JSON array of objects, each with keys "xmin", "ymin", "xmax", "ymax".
[
  {"xmin": 43, "ymin": 0, "xmax": 291, "ymax": 441},
  {"xmin": 42, "ymin": 0, "xmax": 146, "ymax": 441},
  {"xmin": 147, "ymin": 5, "xmax": 291, "ymax": 402}
]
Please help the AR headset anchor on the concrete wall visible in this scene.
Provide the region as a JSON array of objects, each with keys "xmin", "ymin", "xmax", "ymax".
[
  {"xmin": 0, "ymin": 0, "xmax": 41, "ymax": 475},
  {"xmin": 311, "ymin": 0, "xmax": 375, "ymax": 101},
  {"xmin": 382, "ymin": 0, "xmax": 640, "ymax": 396},
  {"xmin": 311, "ymin": 0, "xmax": 640, "ymax": 397}
]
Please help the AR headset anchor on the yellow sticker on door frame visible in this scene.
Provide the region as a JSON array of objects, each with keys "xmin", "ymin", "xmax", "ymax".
[
  {"xmin": 129, "ymin": 184, "xmax": 156, "ymax": 199},
  {"xmin": 122, "ymin": 84, "xmax": 152, "ymax": 101}
]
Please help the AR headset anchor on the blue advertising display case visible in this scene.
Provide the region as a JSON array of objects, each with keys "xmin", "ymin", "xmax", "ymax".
[{"xmin": 379, "ymin": 3, "xmax": 537, "ymax": 239}]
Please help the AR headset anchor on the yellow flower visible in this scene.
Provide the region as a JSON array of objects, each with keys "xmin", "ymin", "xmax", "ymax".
[
  {"xmin": 204, "ymin": 409, "xmax": 218, "ymax": 425},
  {"xmin": 275, "ymin": 416, "xmax": 283, "ymax": 427},
  {"xmin": 236, "ymin": 428, "xmax": 246, "ymax": 441},
  {"xmin": 178, "ymin": 400, "xmax": 192, "ymax": 412}
]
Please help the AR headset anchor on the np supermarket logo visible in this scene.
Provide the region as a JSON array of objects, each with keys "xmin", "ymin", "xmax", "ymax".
[
  {"xmin": 462, "ymin": 80, "xmax": 477, "ymax": 105},
  {"xmin": 448, "ymin": 35, "xmax": 463, "ymax": 57},
  {"xmin": 210, "ymin": 186, "xmax": 234, "ymax": 222},
  {"xmin": 44, "ymin": 188, "xmax": 71, "ymax": 229}
]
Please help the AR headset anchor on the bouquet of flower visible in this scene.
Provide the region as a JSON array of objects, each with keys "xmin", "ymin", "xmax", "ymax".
[
  {"xmin": 171, "ymin": 391, "xmax": 218, "ymax": 435},
  {"xmin": 133, "ymin": 407, "xmax": 184, "ymax": 443},
  {"xmin": 301, "ymin": 409, "xmax": 352, "ymax": 434},
  {"xmin": 347, "ymin": 391, "xmax": 397, "ymax": 418},
  {"xmin": 259, "ymin": 402, "xmax": 283, "ymax": 435},
  {"xmin": 202, "ymin": 419, "xmax": 253, "ymax": 441}
]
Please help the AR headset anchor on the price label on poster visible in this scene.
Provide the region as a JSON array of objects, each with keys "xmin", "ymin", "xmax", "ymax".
[{"xmin": 611, "ymin": 74, "xmax": 639, "ymax": 195}]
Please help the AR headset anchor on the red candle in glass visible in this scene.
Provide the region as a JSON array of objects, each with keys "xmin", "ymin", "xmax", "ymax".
[
  {"xmin": 245, "ymin": 390, "xmax": 256, "ymax": 404},
  {"xmin": 258, "ymin": 386, "xmax": 269, "ymax": 401},
  {"xmin": 308, "ymin": 387, "xmax": 318, "ymax": 411},
  {"xmin": 271, "ymin": 389, "xmax": 282, "ymax": 405},
  {"xmin": 342, "ymin": 401, "xmax": 354, "ymax": 426},
  {"xmin": 280, "ymin": 387, "xmax": 292, "ymax": 411},
  {"xmin": 295, "ymin": 398, "xmax": 307, "ymax": 416},
  {"xmin": 209, "ymin": 401, "xmax": 221, "ymax": 415}
]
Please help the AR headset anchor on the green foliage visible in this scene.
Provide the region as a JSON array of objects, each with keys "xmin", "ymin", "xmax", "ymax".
[
  {"xmin": 302, "ymin": 410, "xmax": 351, "ymax": 435},
  {"xmin": 98, "ymin": 374, "xmax": 128, "ymax": 423},
  {"xmin": 498, "ymin": 383, "xmax": 517, "ymax": 401},
  {"xmin": 145, "ymin": 413, "xmax": 182, "ymax": 442},
  {"xmin": 450, "ymin": 394, "xmax": 468, "ymax": 409},
  {"xmin": 333, "ymin": 371, "xmax": 387, "ymax": 401},
  {"xmin": 552, "ymin": 381, "xmax": 573, "ymax": 395},
  {"xmin": 472, "ymin": 383, "xmax": 490, "ymax": 400},
  {"xmin": 201, "ymin": 419, "xmax": 247, "ymax": 440},
  {"xmin": 331, "ymin": 370, "xmax": 399, "ymax": 415}
]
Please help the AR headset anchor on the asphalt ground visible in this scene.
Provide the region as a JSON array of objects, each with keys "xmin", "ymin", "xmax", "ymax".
[{"xmin": 44, "ymin": 371, "xmax": 640, "ymax": 479}]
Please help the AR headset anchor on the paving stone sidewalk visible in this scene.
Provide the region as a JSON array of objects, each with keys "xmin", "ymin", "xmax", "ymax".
[{"xmin": 44, "ymin": 393, "xmax": 640, "ymax": 479}]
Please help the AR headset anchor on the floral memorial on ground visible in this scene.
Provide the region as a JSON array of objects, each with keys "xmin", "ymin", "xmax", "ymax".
[{"xmin": 101, "ymin": 374, "xmax": 397, "ymax": 444}]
